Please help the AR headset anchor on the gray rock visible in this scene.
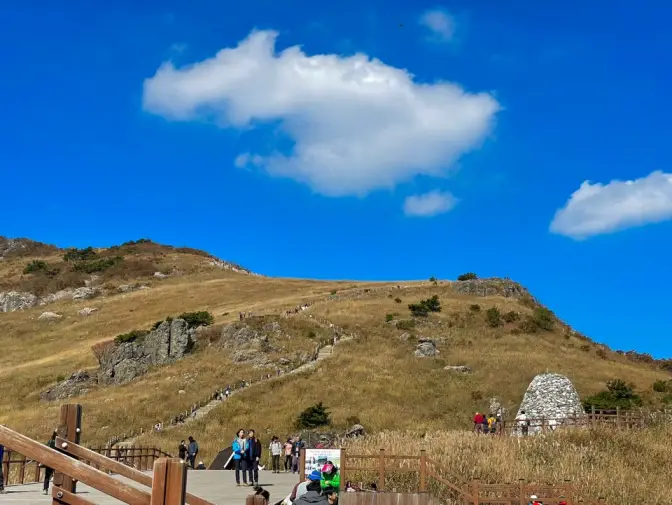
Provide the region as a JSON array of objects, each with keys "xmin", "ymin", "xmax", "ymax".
[
  {"xmin": 515, "ymin": 373, "xmax": 586, "ymax": 435},
  {"xmin": 154, "ymin": 271, "xmax": 169, "ymax": 278},
  {"xmin": 78, "ymin": 307, "xmax": 98, "ymax": 316},
  {"xmin": 38, "ymin": 289, "xmax": 74, "ymax": 306},
  {"xmin": 219, "ymin": 323, "xmax": 269, "ymax": 348},
  {"xmin": 38, "ymin": 311, "xmax": 62, "ymax": 320},
  {"xmin": 72, "ymin": 287, "xmax": 99, "ymax": 300},
  {"xmin": 415, "ymin": 341, "xmax": 439, "ymax": 357},
  {"xmin": 0, "ymin": 291, "xmax": 37, "ymax": 312},
  {"xmin": 345, "ymin": 424, "xmax": 365, "ymax": 437},
  {"xmin": 231, "ymin": 349, "xmax": 268, "ymax": 365},
  {"xmin": 444, "ymin": 365, "xmax": 471, "ymax": 373},
  {"xmin": 450, "ymin": 278, "xmax": 531, "ymax": 299},
  {"xmin": 397, "ymin": 333, "xmax": 411, "ymax": 342},
  {"xmin": 97, "ymin": 318, "xmax": 194, "ymax": 385},
  {"xmin": 41, "ymin": 370, "xmax": 94, "ymax": 402}
]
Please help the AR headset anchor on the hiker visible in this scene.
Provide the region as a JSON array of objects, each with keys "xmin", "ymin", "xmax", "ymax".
[
  {"xmin": 487, "ymin": 413, "xmax": 497, "ymax": 434},
  {"xmin": 284, "ymin": 438, "xmax": 293, "ymax": 472},
  {"xmin": 0, "ymin": 441, "xmax": 5, "ymax": 494},
  {"xmin": 232, "ymin": 429, "xmax": 248, "ymax": 486},
  {"xmin": 196, "ymin": 461, "xmax": 206, "ymax": 470},
  {"xmin": 269, "ymin": 436, "xmax": 283, "ymax": 473},
  {"xmin": 178, "ymin": 440, "xmax": 188, "ymax": 460},
  {"xmin": 246, "ymin": 429, "xmax": 262, "ymax": 486},
  {"xmin": 516, "ymin": 410, "xmax": 529, "ymax": 436},
  {"xmin": 187, "ymin": 436, "xmax": 199, "ymax": 469},
  {"xmin": 473, "ymin": 412, "xmax": 484, "ymax": 434},
  {"xmin": 42, "ymin": 430, "xmax": 57, "ymax": 495},
  {"xmin": 292, "ymin": 437, "xmax": 305, "ymax": 473},
  {"xmin": 293, "ymin": 479, "xmax": 328, "ymax": 505},
  {"xmin": 481, "ymin": 415, "xmax": 489, "ymax": 434},
  {"xmin": 290, "ymin": 469, "xmax": 322, "ymax": 501},
  {"xmin": 528, "ymin": 495, "xmax": 542, "ymax": 505},
  {"xmin": 320, "ymin": 462, "xmax": 340, "ymax": 491}
]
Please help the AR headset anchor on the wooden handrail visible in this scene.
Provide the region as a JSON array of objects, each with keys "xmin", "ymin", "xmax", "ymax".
[
  {"xmin": 57, "ymin": 437, "xmax": 215, "ymax": 505},
  {"xmin": 0, "ymin": 425, "xmax": 151, "ymax": 505},
  {"xmin": 52, "ymin": 487, "xmax": 97, "ymax": 505}
]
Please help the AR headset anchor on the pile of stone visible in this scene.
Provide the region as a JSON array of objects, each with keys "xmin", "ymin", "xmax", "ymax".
[{"xmin": 415, "ymin": 338, "xmax": 439, "ymax": 357}]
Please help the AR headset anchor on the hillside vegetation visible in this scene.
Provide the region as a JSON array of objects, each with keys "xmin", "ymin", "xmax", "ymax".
[{"xmin": 0, "ymin": 237, "xmax": 671, "ymax": 505}]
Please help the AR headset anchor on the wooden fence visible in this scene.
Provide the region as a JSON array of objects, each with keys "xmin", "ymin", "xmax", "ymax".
[
  {"xmin": 0, "ymin": 403, "xmax": 214, "ymax": 505},
  {"xmin": 337, "ymin": 449, "xmax": 607, "ymax": 505},
  {"xmin": 2, "ymin": 445, "xmax": 172, "ymax": 486}
]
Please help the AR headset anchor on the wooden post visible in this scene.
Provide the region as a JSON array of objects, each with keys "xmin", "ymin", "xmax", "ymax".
[
  {"xmin": 19, "ymin": 453, "xmax": 26, "ymax": 484},
  {"xmin": 35, "ymin": 459, "xmax": 41, "ymax": 483},
  {"xmin": 3, "ymin": 449, "xmax": 10, "ymax": 486},
  {"xmin": 616, "ymin": 407, "xmax": 621, "ymax": 428},
  {"xmin": 419, "ymin": 449, "xmax": 426, "ymax": 493},
  {"xmin": 472, "ymin": 479, "xmax": 480, "ymax": 505},
  {"xmin": 518, "ymin": 479, "xmax": 525, "ymax": 505},
  {"xmin": 151, "ymin": 458, "xmax": 187, "ymax": 505},
  {"xmin": 378, "ymin": 449, "xmax": 385, "ymax": 491},
  {"xmin": 339, "ymin": 449, "xmax": 346, "ymax": 491},
  {"xmin": 53, "ymin": 404, "xmax": 83, "ymax": 495},
  {"xmin": 591, "ymin": 406, "xmax": 596, "ymax": 428},
  {"xmin": 564, "ymin": 480, "xmax": 573, "ymax": 505},
  {"xmin": 299, "ymin": 448, "xmax": 306, "ymax": 482}
]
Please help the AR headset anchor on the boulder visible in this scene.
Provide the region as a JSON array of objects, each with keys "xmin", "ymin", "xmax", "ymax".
[
  {"xmin": 444, "ymin": 365, "xmax": 471, "ymax": 373},
  {"xmin": 345, "ymin": 424, "xmax": 365, "ymax": 437},
  {"xmin": 515, "ymin": 373, "xmax": 586, "ymax": 435},
  {"xmin": 98, "ymin": 318, "xmax": 194, "ymax": 385},
  {"xmin": 78, "ymin": 307, "xmax": 98, "ymax": 316},
  {"xmin": 72, "ymin": 287, "xmax": 99, "ymax": 300},
  {"xmin": 219, "ymin": 323, "xmax": 269, "ymax": 348},
  {"xmin": 40, "ymin": 370, "xmax": 94, "ymax": 402},
  {"xmin": 38, "ymin": 289, "xmax": 74, "ymax": 306},
  {"xmin": 0, "ymin": 291, "xmax": 37, "ymax": 312},
  {"xmin": 38, "ymin": 311, "xmax": 62, "ymax": 320},
  {"xmin": 154, "ymin": 272, "xmax": 169, "ymax": 278},
  {"xmin": 415, "ymin": 341, "xmax": 439, "ymax": 357},
  {"xmin": 231, "ymin": 349, "xmax": 269, "ymax": 367}
]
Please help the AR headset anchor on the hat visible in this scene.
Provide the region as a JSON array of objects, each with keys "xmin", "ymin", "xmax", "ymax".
[
  {"xmin": 530, "ymin": 496, "xmax": 538, "ymax": 500},
  {"xmin": 322, "ymin": 463, "xmax": 335, "ymax": 474},
  {"xmin": 308, "ymin": 470, "xmax": 322, "ymax": 481}
]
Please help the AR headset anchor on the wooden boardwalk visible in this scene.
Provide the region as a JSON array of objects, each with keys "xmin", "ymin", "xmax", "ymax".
[{"xmin": 0, "ymin": 469, "xmax": 298, "ymax": 505}]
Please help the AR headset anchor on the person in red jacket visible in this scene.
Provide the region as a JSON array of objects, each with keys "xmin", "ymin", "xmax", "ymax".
[{"xmin": 473, "ymin": 412, "xmax": 484, "ymax": 434}]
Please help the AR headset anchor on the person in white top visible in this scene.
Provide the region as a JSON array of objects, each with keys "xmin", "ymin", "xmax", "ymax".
[{"xmin": 515, "ymin": 410, "xmax": 529, "ymax": 436}]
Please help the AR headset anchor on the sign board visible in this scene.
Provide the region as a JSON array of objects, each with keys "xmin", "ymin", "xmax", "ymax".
[{"xmin": 304, "ymin": 448, "xmax": 341, "ymax": 476}]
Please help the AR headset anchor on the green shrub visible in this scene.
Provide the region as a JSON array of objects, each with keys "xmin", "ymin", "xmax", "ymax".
[
  {"xmin": 23, "ymin": 260, "xmax": 49, "ymax": 274},
  {"xmin": 72, "ymin": 256, "xmax": 123, "ymax": 274},
  {"xmin": 115, "ymin": 329, "xmax": 149, "ymax": 344},
  {"xmin": 596, "ymin": 348, "xmax": 608, "ymax": 360},
  {"xmin": 457, "ymin": 272, "xmax": 477, "ymax": 281},
  {"xmin": 409, "ymin": 295, "xmax": 441, "ymax": 317},
  {"xmin": 471, "ymin": 390, "xmax": 483, "ymax": 401},
  {"xmin": 653, "ymin": 380, "xmax": 669, "ymax": 393},
  {"xmin": 330, "ymin": 290, "xmax": 337, "ymax": 295},
  {"xmin": 56, "ymin": 374, "xmax": 66, "ymax": 383},
  {"xmin": 63, "ymin": 247, "xmax": 97, "ymax": 262},
  {"xmin": 502, "ymin": 311, "xmax": 520, "ymax": 323},
  {"xmin": 469, "ymin": 304, "xmax": 481, "ymax": 312},
  {"xmin": 485, "ymin": 307, "xmax": 501, "ymax": 327},
  {"xmin": 532, "ymin": 307, "xmax": 555, "ymax": 331},
  {"xmin": 394, "ymin": 297, "xmax": 402, "ymax": 304},
  {"xmin": 178, "ymin": 311, "xmax": 214, "ymax": 328},
  {"xmin": 396, "ymin": 319, "xmax": 416, "ymax": 330},
  {"xmin": 429, "ymin": 276, "xmax": 438, "ymax": 285},
  {"xmin": 385, "ymin": 313, "xmax": 395, "ymax": 322},
  {"xmin": 296, "ymin": 402, "xmax": 331, "ymax": 429},
  {"xmin": 583, "ymin": 379, "xmax": 643, "ymax": 411}
]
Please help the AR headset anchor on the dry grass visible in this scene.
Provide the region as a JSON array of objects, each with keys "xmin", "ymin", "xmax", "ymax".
[{"xmin": 342, "ymin": 428, "xmax": 672, "ymax": 505}]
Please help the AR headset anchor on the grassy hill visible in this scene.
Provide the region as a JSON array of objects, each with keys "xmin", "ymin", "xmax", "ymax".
[{"xmin": 1, "ymin": 237, "xmax": 671, "ymax": 504}]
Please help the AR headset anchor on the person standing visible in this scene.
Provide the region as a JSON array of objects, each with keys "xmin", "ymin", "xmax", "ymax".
[
  {"xmin": 246, "ymin": 430, "xmax": 262, "ymax": 486},
  {"xmin": 43, "ymin": 430, "xmax": 57, "ymax": 495},
  {"xmin": 284, "ymin": 438, "xmax": 293, "ymax": 472},
  {"xmin": 232, "ymin": 429, "xmax": 248, "ymax": 486},
  {"xmin": 291, "ymin": 437, "xmax": 305, "ymax": 474},
  {"xmin": 178, "ymin": 440, "xmax": 187, "ymax": 461},
  {"xmin": 269, "ymin": 436, "xmax": 283, "ymax": 473},
  {"xmin": 0, "ymin": 441, "xmax": 5, "ymax": 494},
  {"xmin": 516, "ymin": 410, "xmax": 529, "ymax": 436},
  {"xmin": 187, "ymin": 436, "xmax": 199, "ymax": 469}
]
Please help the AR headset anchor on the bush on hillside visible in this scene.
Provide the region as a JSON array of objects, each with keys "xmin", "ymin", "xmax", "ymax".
[
  {"xmin": 346, "ymin": 415, "xmax": 361, "ymax": 426},
  {"xmin": 502, "ymin": 310, "xmax": 520, "ymax": 323},
  {"xmin": 485, "ymin": 307, "xmax": 501, "ymax": 327},
  {"xmin": 63, "ymin": 246, "xmax": 97, "ymax": 262},
  {"xmin": 517, "ymin": 307, "xmax": 555, "ymax": 333},
  {"xmin": 457, "ymin": 272, "xmax": 477, "ymax": 281},
  {"xmin": 394, "ymin": 297, "xmax": 402, "ymax": 303},
  {"xmin": 469, "ymin": 304, "xmax": 481, "ymax": 312},
  {"xmin": 385, "ymin": 313, "xmax": 395, "ymax": 322},
  {"xmin": 296, "ymin": 402, "xmax": 331, "ymax": 429},
  {"xmin": 121, "ymin": 239, "xmax": 152, "ymax": 246},
  {"xmin": 23, "ymin": 260, "xmax": 49, "ymax": 274},
  {"xmin": 583, "ymin": 379, "xmax": 643, "ymax": 411},
  {"xmin": 72, "ymin": 256, "xmax": 123, "ymax": 274},
  {"xmin": 653, "ymin": 380, "xmax": 669, "ymax": 393},
  {"xmin": 152, "ymin": 316, "xmax": 174, "ymax": 330},
  {"xmin": 408, "ymin": 295, "xmax": 441, "ymax": 317},
  {"xmin": 114, "ymin": 329, "xmax": 149, "ymax": 344},
  {"xmin": 178, "ymin": 311, "xmax": 214, "ymax": 328},
  {"xmin": 396, "ymin": 319, "xmax": 416, "ymax": 330},
  {"xmin": 429, "ymin": 276, "xmax": 438, "ymax": 285}
]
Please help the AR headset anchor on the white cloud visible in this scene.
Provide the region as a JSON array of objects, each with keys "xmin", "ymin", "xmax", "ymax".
[
  {"xmin": 550, "ymin": 170, "xmax": 672, "ymax": 239},
  {"xmin": 143, "ymin": 30, "xmax": 499, "ymax": 197},
  {"xmin": 403, "ymin": 190, "xmax": 457, "ymax": 217},
  {"xmin": 234, "ymin": 152, "xmax": 263, "ymax": 169},
  {"xmin": 419, "ymin": 9, "xmax": 456, "ymax": 42}
]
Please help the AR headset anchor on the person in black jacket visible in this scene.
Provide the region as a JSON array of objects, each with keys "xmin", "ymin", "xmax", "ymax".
[
  {"xmin": 245, "ymin": 429, "xmax": 262, "ymax": 486},
  {"xmin": 178, "ymin": 440, "xmax": 187, "ymax": 460}
]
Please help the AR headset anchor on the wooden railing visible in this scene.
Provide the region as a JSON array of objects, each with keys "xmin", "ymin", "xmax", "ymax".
[
  {"xmin": 339, "ymin": 449, "xmax": 607, "ymax": 505},
  {"xmin": 0, "ymin": 403, "xmax": 213, "ymax": 505}
]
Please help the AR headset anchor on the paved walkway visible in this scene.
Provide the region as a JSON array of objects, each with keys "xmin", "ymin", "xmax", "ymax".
[{"xmin": 0, "ymin": 469, "xmax": 298, "ymax": 505}]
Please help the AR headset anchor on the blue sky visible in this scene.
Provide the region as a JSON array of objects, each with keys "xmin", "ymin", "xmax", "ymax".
[{"xmin": 1, "ymin": 1, "xmax": 671, "ymax": 358}]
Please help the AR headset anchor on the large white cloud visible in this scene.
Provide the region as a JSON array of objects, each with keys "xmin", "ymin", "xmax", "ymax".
[
  {"xmin": 143, "ymin": 30, "xmax": 499, "ymax": 197},
  {"xmin": 550, "ymin": 170, "xmax": 672, "ymax": 239},
  {"xmin": 419, "ymin": 9, "xmax": 456, "ymax": 42},
  {"xmin": 403, "ymin": 190, "xmax": 457, "ymax": 217}
]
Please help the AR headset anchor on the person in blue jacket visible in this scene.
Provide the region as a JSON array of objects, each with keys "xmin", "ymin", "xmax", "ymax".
[{"xmin": 232, "ymin": 429, "xmax": 248, "ymax": 486}]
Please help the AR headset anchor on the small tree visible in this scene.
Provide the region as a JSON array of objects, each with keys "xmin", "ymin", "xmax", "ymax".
[
  {"xmin": 296, "ymin": 402, "xmax": 331, "ymax": 429},
  {"xmin": 502, "ymin": 311, "xmax": 520, "ymax": 323},
  {"xmin": 457, "ymin": 272, "xmax": 477, "ymax": 281},
  {"xmin": 652, "ymin": 380, "xmax": 668, "ymax": 393},
  {"xmin": 178, "ymin": 311, "xmax": 214, "ymax": 328},
  {"xmin": 409, "ymin": 295, "xmax": 441, "ymax": 317},
  {"xmin": 429, "ymin": 276, "xmax": 438, "ymax": 285},
  {"xmin": 23, "ymin": 260, "xmax": 48, "ymax": 274},
  {"xmin": 583, "ymin": 379, "xmax": 642, "ymax": 410},
  {"xmin": 485, "ymin": 307, "xmax": 501, "ymax": 327}
]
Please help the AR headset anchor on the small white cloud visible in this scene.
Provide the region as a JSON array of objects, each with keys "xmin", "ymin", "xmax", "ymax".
[
  {"xmin": 550, "ymin": 170, "xmax": 672, "ymax": 240},
  {"xmin": 142, "ymin": 30, "xmax": 499, "ymax": 197},
  {"xmin": 419, "ymin": 9, "xmax": 456, "ymax": 42},
  {"xmin": 403, "ymin": 190, "xmax": 458, "ymax": 217},
  {"xmin": 234, "ymin": 152, "xmax": 263, "ymax": 168}
]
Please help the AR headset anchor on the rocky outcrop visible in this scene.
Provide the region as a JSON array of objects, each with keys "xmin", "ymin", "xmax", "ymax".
[
  {"xmin": 415, "ymin": 339, "xmax": 439, "ymax": 357},
  {"xmin": 345, "ymin": 424, "xmax": 365, "ymax": 437},
  {"xmin": 219, "ymin": 323, "xmax": 270, "ymax": 348},
  {"xmin": 0, "ymin": 291, "xmax": 38, "ymax": 312},
  {"xmin": 515, "ymin": 373, "xmax": 586, "ymax": 435},
  {"xmin": 38, "ymin": 311, "xmax": 62, "ymax": 320},
  {"xmin": 117, "ymin": 283, "xmax": 150, "ymax": 293},
  {"xmin": 444, "ymin": 365, "xmax": 471, "ymax": 373},
  {"xmin": 98, "ymin": 319, "xmax": 195, "ymax": 385},
  {"xmin": 40, "ymin": 371, "xmax": 94, "ymax": 402},
  {"xmin": 38, "ymin": 287, "xmax": 100, "ymax": 306},
  {"xmin": 78, "ymin": 307, "xmax": 98, "ymax": 316},
  {"xmin": 450, "ymin": 278, "xmax": 530, "ymax": 299}
]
